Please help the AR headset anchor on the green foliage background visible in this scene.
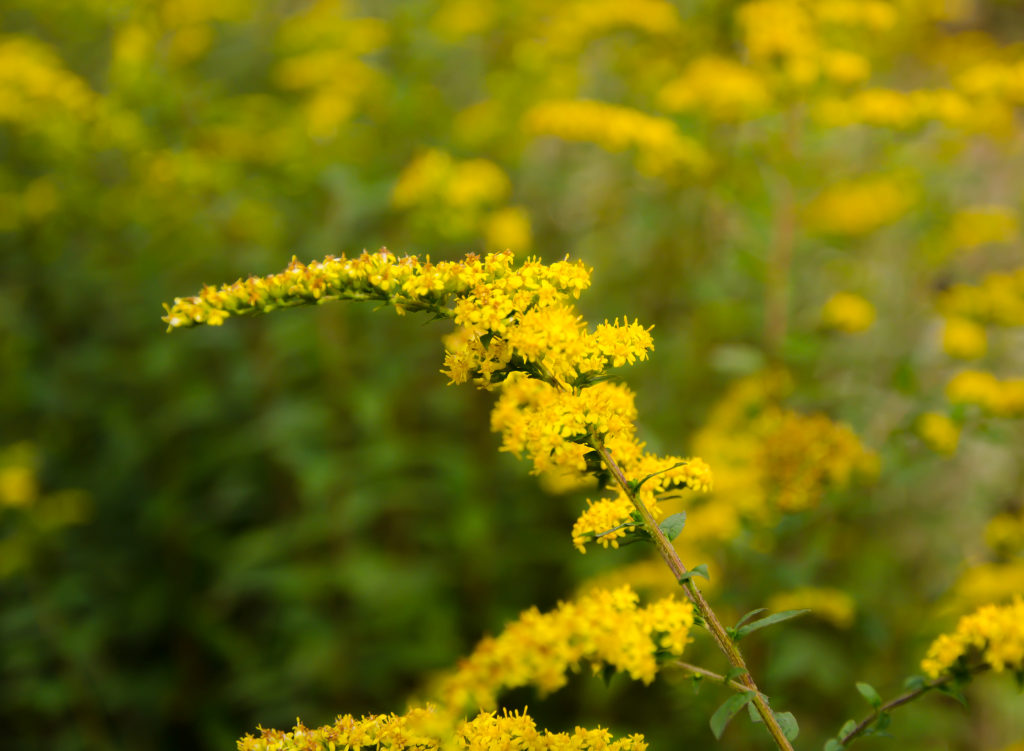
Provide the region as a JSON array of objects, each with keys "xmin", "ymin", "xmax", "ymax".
[{"xmin": 2, "ymin": 1, "xmax": 1023, "ymax": 750}]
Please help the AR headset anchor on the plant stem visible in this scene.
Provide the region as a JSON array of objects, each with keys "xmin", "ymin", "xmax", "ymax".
[
  {"xmin": 589, "ymin": 435, "xmax": 795, "ymax": 751},
  {"xmin": 836, "ymin": 665, "xmax": 990, "ymax": 747},
  {"xmin": 672, "ymin": 661, "xmax": 759, "ymax": 694}
]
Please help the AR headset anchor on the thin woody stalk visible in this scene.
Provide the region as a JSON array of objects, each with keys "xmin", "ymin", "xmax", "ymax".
[{"xmin": 589, "ymin": 434, "xmax": 795, "ymax": 751}]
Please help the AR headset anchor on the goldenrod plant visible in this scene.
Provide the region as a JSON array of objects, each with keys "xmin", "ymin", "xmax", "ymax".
[{"xmin": 4, "ymin": 0, "xmax": 1024, "ymax": 748}]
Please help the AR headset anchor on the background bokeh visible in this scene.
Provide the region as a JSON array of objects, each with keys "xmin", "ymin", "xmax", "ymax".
[{"xmin": 2, "ymin": 0, "xmax": 1024, "ymax": 749}]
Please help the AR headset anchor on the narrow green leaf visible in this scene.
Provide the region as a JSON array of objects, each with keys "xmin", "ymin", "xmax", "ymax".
[
  {"xmin": 709, "ymin": 691, "xmax": 755, "ymax": 740},
  {"xmin": 678, "ymin": 563, "xmax": 710, "ymax": 585},
  {"xmin": 824, "ymin": 739, "xmax": 844, "ymax": 751},
  {"xmin": 747, "ymin": 702, "xmax": 763, "ymax": 723},
  {"xmin": 774, "ymin": 711, "xmax": 799, "ymax": 741},
  {"xmin": 903, "ymin": 675, "xmax": 925, "ymax": 691},
  {"xmin": 936, "ymin": 682, "xmax": 968, "ymax": 708},
  {"xmin": 658, "ymin": 512, "xmax": 687, "ymax": 541},
  {"xmin": 724, "ymin": 666, "xmax": 748, "ymax": 683},
  {"xmin": 856, "ymin": 682, "xmax": 882, "ymax": 709},
  {"xmin": 839, "ymin": 719, "xmax": 858, "ymax": 737},
  {"xmin": 734, "ymin": 608, "xmax": 768, "ymax": 630},
  {"xmin": 734, "ymin": 609, "xmax": 811, "ymax": 640}
]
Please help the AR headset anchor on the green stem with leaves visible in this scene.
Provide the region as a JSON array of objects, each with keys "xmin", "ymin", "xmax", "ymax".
[
  {"xmin": 833, "ymin": 665, "xmax": 990, "ymax": 748},
  {"xmin": 588, "ymin": 433, "xmax": 795, "ymax": 751}
]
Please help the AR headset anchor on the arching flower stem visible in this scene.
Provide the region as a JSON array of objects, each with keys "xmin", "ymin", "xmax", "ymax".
[{"xmin": 587, "ymin": 433, "xmax": 795, "ymax": 751}]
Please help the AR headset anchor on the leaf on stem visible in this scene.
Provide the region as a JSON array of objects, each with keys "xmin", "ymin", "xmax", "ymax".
[
  {"xmin": 658, "ymin": 512, "xmax": 686, "ymax": 541},
  {"xmin": 732, "ymin": 608, "xmax": 810, "ymax": 641},
  {"xmin": 856, "ymin": 681, "xmax": 882, "ymax": 709},
  {"xmin": 677, "ymin": 563, "xmax": 709, "ymax": 585},
  {"xmin": 710, "ymin": 691, "xmax": 756, "ymax": 740}
]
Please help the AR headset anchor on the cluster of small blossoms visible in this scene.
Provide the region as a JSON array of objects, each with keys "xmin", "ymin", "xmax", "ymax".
[
  {"xmin": 765, "ymin": 587, "xmax": 856, "ymax": 629},
  {"xmin": 429, "ymin": 585, "xmax": 693, "ymax": 714},
  {"xmin": 941, "ymin": 317, "xmax": 987, "ymax": 361},
  {"xmin": 163, "ymin": 250, "xmax": 589, "ymax": 329},
  {"xmin": 805, "ymin": 176, "xmax": 914, "ymax": 237},
  {"xmin": 820, "ymin": 292, "xmax": 876, "ymax": 333},
  {"xmin": 237, "ymin": 706, "xmax": 647, "ymax": 751},
  {"xmin": 166, "ymin": 251, "xmax": 714, "ymax": 552},
  {"xmin": 938, "ymin": 267, "xmax": 1024, "ymax": 327},
  {"xmin": 947, "ymin": 206, "xmax": 1019, "ymax": 253},
  {"xmin": 946, "ymin": 370, "xmax": 1024, "ymax": 418},
  {"xmin": 684, "ymin": 372, "xmax": 877, "ymax": 543},
  {"xmin": 921, "ymin": 597, "xmax": 1024, "ymax": 679},
  {"xmin": 916, "ymin": 412, "xmax": 960, "ymax": 456},
  {"xmin": 522, "ymin": 99, "xmax": 713, "ymax": 178}
]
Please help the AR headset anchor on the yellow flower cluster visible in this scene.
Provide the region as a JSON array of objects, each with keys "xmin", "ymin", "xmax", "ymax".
[
  {"xmin": 946, "ymin": 370, "xmax": 1024, "ymax": 417},
  {"xmin": 391, "ymin": 150, "xmax": 526, "ymax": 244},
  {"xmin": 682, "ymin": 372, "xmax": 877, "ymax": 543},
  {"xmin": 541, "ymin": 0, "xmax": 681, "ymax": 56},
  {"xmin": 523, "ymin": 99, "xmax": 712, "ymax": 178},
  {"xmin": 805, "ymin": 177, "xmax": 914, "ymax": 237},
  {"xmin": 921, "ymin": 597, "xmax": 1024, "ymax": 678},
  {"xmin": 812, "ymin": 87, "xmax": 1012, "ymax": 133},
  {"xmin": 916, "ymin": 411, "xmax": 961, "ymax": 455},
  {"xmin": 167, "ymin": 251, "xmax": 713, "ymax": 553},
  {"xmin": 657, "ymin": 56, "xmax": 771, "ymax": 121},
  {"xmin": 766, "ymin": 587, "xmax": 856, "ymax": 629},
  {"xmin": 948, "ymin": 206, "xmax": 1018, "ymax": 252},
  {"xmin": 238, "ymin": 706, "xmax": 647, "ymax": 751},
  {"xmin": 430, "ymin": 585, "xmax": 693, "ymax": 712},
  {"xmin": 821, "ymin": 292, "xmax": 876, "ymax": 333},
  {"xmin": 941, "ymin": 317, "xmax": 987, "ymax": 360},
  {"xmin": 736, "ymin": 0, "xmax": 880, "ymax": 87},
  {"xmin": 985, "ymin": 509, "xmax": 1024, "ymax": 556},
  {"xmin": 939, "ymin": 267, "xmax": 1024, "ymax": 327},
  {"xmin": 163, "ymin": 251, "xmax": 584, "ymax": 330}
]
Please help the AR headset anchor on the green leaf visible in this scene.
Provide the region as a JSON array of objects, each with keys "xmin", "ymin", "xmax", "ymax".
[
  {"xmin": 903, "ymin": 675, "xmax": 925, "ymax": 691},
  {"xmin": 875, "ymin": 712, "xmax": 891, "ymax": 732},
  {"xmin": 856, "ymin": 682, "xmax": 882, "ymax": 709},
  {"xmin": 709, "ymin": 691, "xmax": 755, "ymax": 740},
  {"xmin": 839, "ymin": 720, "xmax": 858, "ymax": 737},
  {"xmin": 734, "ymin": 609, "xmax": 810, "ymax": 641},
  {"xmin": 724, "ymin": 666, "xmax": 748, "ymax": 683},
  {"xmin": 774, "ymin": 711, "xmax": 799, "ymax": 741},
  {"xmin": 658, "ymin": 512, "xmax": 686, "ymax": 541},
  {"xmin": 747, "ymin": 702, "xmax": 763, "ymax": 723},
  {"xmin": 734, "ymin": 608, "xmax": 768, "ymax": 630},
  {"xmin": 677, "ymin": 563, "xmax": 709, "ymax": 585},
  {"xmin": 824, "ymin": 739, "xmax": 844, "ymax": 751},
  {"xmin": 936, "ymin": 681, "xmax": 968, "ymax": 708}
]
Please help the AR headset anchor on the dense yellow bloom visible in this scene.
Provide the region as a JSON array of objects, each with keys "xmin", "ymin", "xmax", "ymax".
[
  {"xmin": 430, "ymin": 586, "xmax": 693, "ymax": 712},
  {"xmin": 941, "ymin": 317, "xmax": 987, "ymax": 360},
  {"xmin": 939, "ymin": 267, "xmax": 1024, "ymax": 327},
  {"xmin": 167, "ymin": 251, "xmax": 712, "ymax": 552},
  {"xmin": 766, "ymin": 587, "xmax": 856, "ymax": 629},
  {"xmin": 921, "ymin": 597, "xmax": 1024, "ymax": 678},
  {"xmin": 805, "ymin": 176, "xmax": 914, "ymax": 236},
  {"xmin": 238, "ymin": 706, "xmax": 647, "ymax": 751},
  {"xmin": 942, "ymin": 561, "xmax": 1024, "ymax": 616},
  {"xmin": 946, "ymin": 370, "xmax": 1024, "ymax": 417},
  {"xmin": 821, "ymin": 293, "xmax": 876, "ymax": 333},
  {"xmin": 541, "ymin": 0, "xmax": 681, "ymax": 55},
  {"xmin": 949, "ymin": 206, "xmax": 1018, "ymax": 251},
  {"xmin": 523, "ymin": 99, "xmax": 712, "ymax": 178},
  {"xmin": 483, "ymin": 206, "xmax": 532, "ymax": 252},
  {"xmin": 985, "ymin": 510, "xmax": 1024, "ymax": 556},
  {"xmin": 657, "ymin": 56, "xmax": 771, "ymax": 120},
  {"xmin": 916, "ymin": 412, "xmax": 960, "ymax": 455},
  {"xmin": 0, "ymin": 443, "xmax": 38, "ymax": 508}
]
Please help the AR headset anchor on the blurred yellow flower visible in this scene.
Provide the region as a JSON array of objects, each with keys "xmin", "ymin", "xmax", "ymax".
[
  {"xmin": 949, "ymin": 206, "xmax": 1018, "ymax": 251},
  {"xmin": 0, "ymin": 465, "xmax": 36, "ymax": 507},
  {"xmin": 941, "ymin": 316, "xmax": 987, "ymax": 360},
  {"xmin": 766, "ymin": 587, "xmax": 856, "ymax": 629},
  {"xmin": 821, "ymin": 292, "xmax": 875, "ymax": 333},
  {"xmin": 805, "ymin": 175, "xmax": 915, "ymax": 236},
  {"xmin": 917, "ymin": 412, "xmax": 960, "ymax": 455},
  {"xmin": 484, "ymin": 205, "xmax": 532, "ymax": 252}
]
